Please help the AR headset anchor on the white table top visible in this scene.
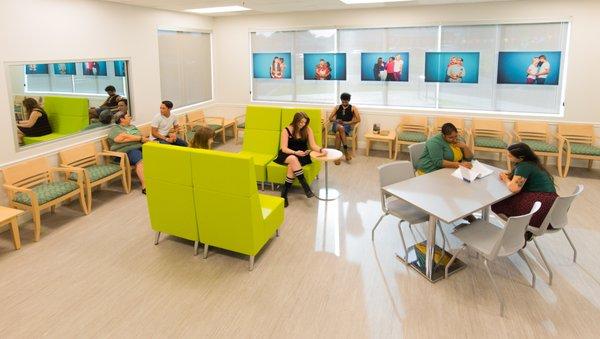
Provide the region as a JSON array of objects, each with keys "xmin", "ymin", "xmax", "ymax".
[
  {"xmin": 383, "ymin": 166, "xmax": 513, "ymax": 223},
  {"xmin": 311, "ymin": 148, "xmax": 343, "ymax": 162}
]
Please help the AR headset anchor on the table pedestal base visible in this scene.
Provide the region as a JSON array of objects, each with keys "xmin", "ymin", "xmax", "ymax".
[
  {"xmin": 396, "ymin": 242, "xmax": 466, "ymax": 283},
  {"xmin": 316, "ymin": 188, "xmax": 340, "ymax": 201}
]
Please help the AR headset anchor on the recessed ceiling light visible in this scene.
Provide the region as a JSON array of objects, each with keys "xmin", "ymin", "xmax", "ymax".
[
  {"xmin": 339, "ymin": 0, "xmax": 414, "ymax": 4},
  {"xmin": 185, "ymin": 6, "xmax": 251, "ymax": 14}
]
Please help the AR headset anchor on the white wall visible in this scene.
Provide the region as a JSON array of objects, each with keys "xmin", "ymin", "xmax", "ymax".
[
  {"xmin": 211, "ymin": 0, "xmax": 600, "ymax": 125},
  {"xmin": 0, "ymin": 0, "xmax": 213, "ymax": 167}
]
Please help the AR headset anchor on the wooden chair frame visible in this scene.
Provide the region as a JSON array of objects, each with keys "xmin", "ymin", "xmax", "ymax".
[
  {"xmin": 394, "ymin": 115, "xmax": 429, "ymax": 160},
  {"xmin": 2, "ymin": 158, "xmax": 88, "ymax": 241},
  {"xmin": 234, "ymin": 114, "xmax": 245, "ymax": 143},
  {"xmin": 513, "ymin": 121, "xmax": 564, "ymax": 177},
  {"xmin": 469, "ymin": 118, "xmax": 513, "ymax": 170},
  {"xmin": 59, "ymin": 142, "xmax": 131, "ymax": 212},
  {"xmin": 430, "ymin": 116, "xmax": 470, "ymax": 145},
  {"xmin": 186, "ymin": 109, "xmax": 237, "ymax": 144},
  {"xmin": 557, "ymin": 124, "xmax": 599, "ymax": 177},
  {"xmin": 324, "ymin": 121, "xmax": 359, "ymax": 154}
]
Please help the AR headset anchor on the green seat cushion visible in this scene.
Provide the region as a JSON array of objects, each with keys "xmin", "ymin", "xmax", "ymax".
[
  {"xmin": 570, "ymin": 143, "xmax": 600, "ymax": 156},
  {"xmin": 237, "ymin": 122, "xmax": 245, "ymax": 129},
  {"xmin": 208, "ymin": 124, "xmax": 222, "ymax": 131},
  {"xmin": 522, "ymin": 139, "xmax": 558, "ymax": 153},
  {"xmin": 398, "ymin": 131, "xmax": 427, "ymax": 142},
  {"xmin": 22, "ymin": 133, "xmax": 67, "ymax": 145},
  {"xmin": 14, "ymin": 181, "xmax": 79, "ymax": 206},
  {"xmin": 474, "ymin": 136, "xmax": 507, "ymax": 149},
  {"xmin": 69, "ymin": 164, "xmax": 121, "ymax": 182}
]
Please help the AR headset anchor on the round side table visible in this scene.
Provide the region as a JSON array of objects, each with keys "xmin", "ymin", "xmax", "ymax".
[{"xmin": 311, "ymin": 148, "xmax": 343, "ymax": 201}]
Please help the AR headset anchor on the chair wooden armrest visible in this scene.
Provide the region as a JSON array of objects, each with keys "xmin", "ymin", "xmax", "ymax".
[
  {"xmin": 205, "ymin": 116, "xmax": 225, "ymax": 127},
  {"xmin": 50, "ymin": 167, "xmax": 85, "ymax": 185},
  {"xmin": 99, "ymin": 151, "xmax": 127, "ymax": 158},
  {"xmin": 234, "ymin": 114, "xmax": 245, "ymax": 123},
  {"xmin": 351, "ymin": 123, "xmax": 359, "ymax": 134},
  {"xmin": 3, "ymin": 184, "xmax": 34, "ymax": 194},
  {"xmin": 556, "ymin": 133, "xmax": 570, "ymax": 151}
]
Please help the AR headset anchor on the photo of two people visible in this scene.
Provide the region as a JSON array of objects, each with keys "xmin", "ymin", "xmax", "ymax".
[
  {"xmin": 425, "ymin": 52, "xmax": 480, "ymax": 84},
  {"xmin": 82, "ymin": 61, "xmax": 108, "ymax": 76},
  {"xmin": 303, "ymin": 53, "xmax": 346, "ymax": 81},
  {"xmin": 361, "ymin": 52, "xmax": 409, "ymax": 82},
  {"xmin": 53, "ymin": 63, "xmax": 77, "ymax": 75},
  {"xmin": 497, "ymin": 51, "xmax": 561, "ymax": 85},
  {"xmin": 25, "ymin": 64, "xmax": 49, "ymax": 75},
  {"xmin": 252, "ymin": 53, "xmax": 292, "ymax": 79}
]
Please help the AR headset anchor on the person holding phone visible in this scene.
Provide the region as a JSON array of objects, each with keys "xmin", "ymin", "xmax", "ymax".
[{"xmin": 328, "ymin": 92, "xmax": 361, "ymax": 165}]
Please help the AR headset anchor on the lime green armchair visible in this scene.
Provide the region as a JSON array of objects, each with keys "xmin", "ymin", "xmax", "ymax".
[
  {"xmin": 266, "ymin": 107, "xmax": 323, "ymax": 186},
  {"xmin": 143, "ymin": 143, "xmax": 201, "ymax": 255},
  {"xmin": 245, "ymin": 105, "xmax": 282, "ymax": 131},
  {"xmin": 22, "ymin": 96, "xmax": 90, "ymax": 145},
  {"xmin": 190, "ymin": 149, "xmax": 284, "ymax": 270}
]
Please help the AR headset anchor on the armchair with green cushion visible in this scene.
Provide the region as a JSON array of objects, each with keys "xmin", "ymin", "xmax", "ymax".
[
  {"xmin": 190, "ymin": 149, "xmax": 284, "ymax": 270},
  {"xmin": 22, "ymin": 96, "xmax": 90, "ymax": 145},
  {"xmin": 143, "ymin": 143, "xmax": 201, "ymax": 255},
  {"xmin": 266, "ymin": 107, "xmax": 323, "ymax": 187}
]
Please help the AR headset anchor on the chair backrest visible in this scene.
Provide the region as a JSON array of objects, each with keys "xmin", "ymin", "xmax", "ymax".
[
  {"xmin": 538, "ymin": 184, "xmax": 584, "ymax": 232},
  {"xmin": 59, "ymin": 142, "xmax": 97, "ymax": 168},
  {"xmin": 44, "ymin": 96, "xmax": 90, "ymax": 134},
  {"xmin": 432, "ymin": 116, "xmax": 465, "ymax": 134},
  {"xmin": 408, "ymin": 142, "xmax": 426, "ymax": 170},
  {"xmin": 187, "ymin": 109, "xmax": 206, "ymax": 126},
  {"xmin": 471, "ymin": 118, "xmax": 505, "ymax": 138},
  {"xmin": 558, "ymin": 124, "xmax": 595, "ymax": 145},
  {"xmin": 281, "ymin": 107, "xmax": 323, "ymax": 146},
  {"xmin": 242, "ymin": 129, "xmax": 280, "ymax": 155},
  {"xmin": 245, "ymin": 105, "xmax": 282, "ymax": 131},
  {"xmin": 514, "ymin": 121, "xmax": 549, "ymax": 142},
  {"xmin": 137, "ymin": 124, "xmax": 152, "ymax": 138},
  {"xmin": 493, "ymin": 202, "xmax": 541, "ymax": 258},
  {"xmin": 100, "ymin": 137, "xmax": 110, "ymax": 151},
  {"xmin": 2, "ymin": 157, "xmax": 51, "ymax": 188},
  {"xmin": 398, "ymin": 115, "xmax": 428, "ymax": 134},
  {"xmin": 378, "ymin": 161, "xmax": 415, "ymax": 188}
]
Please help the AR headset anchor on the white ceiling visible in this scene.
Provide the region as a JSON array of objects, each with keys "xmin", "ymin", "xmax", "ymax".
[{"xmin": 102, "ymin": 0, "xmax": 519, "ymax": 16}]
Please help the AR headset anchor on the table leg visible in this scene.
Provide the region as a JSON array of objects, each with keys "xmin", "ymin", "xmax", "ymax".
[
  {"xmin": 316, "ymin": 161, "xmax": 339, "ymax": 201},
  {"xmin": 425, "ymin": 214, "xmax": 437, "ymax": 279},
  {"xmin": 10, "ymin": 217, "xmax": 21, "ymax": 250},
  {"xmin": 388, "ymin": 140, "xmax": 393, "ymax": 159},
  {"xmin": 366, "ymin": 140, "xmax": 370, "ymax": 157},
  {"xmin": 482, "ymin": 206, "xmax": 490, "ymax": 221}
]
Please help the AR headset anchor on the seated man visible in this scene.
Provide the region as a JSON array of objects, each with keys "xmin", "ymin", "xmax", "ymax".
[
  {"xmin": 328, "ymin": 92, "xmax": 360, "ymax": 165},
  {"xmin": 108, "ymin": 112, "xmax": 148, "ymax": 194},
  {"xmin": 89, "ymin": 85, "xmax": 122, "ymax": 122},
  {"xmin": 150, "ymin": 100, "xmax": 187, "ymax": 147}
]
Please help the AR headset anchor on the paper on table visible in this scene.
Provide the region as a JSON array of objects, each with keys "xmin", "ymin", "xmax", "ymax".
[{"xmin": 451, "ymin": 160, "xmax": 494, "ymax": 182}]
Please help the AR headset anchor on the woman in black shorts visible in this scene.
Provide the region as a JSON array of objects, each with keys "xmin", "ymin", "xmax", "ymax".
[{"xmin": 274, "ymin": 112, "xmax": 326, "ymax": 207}]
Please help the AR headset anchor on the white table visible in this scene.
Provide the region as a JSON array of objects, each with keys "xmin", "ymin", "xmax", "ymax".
[
  {"xmin": 311, "ymin": 148, "xmax": 343, "ymax": 201},
  {"xmin": 382, "ymin": 166, "xmax": 513, "ymax": 282}
]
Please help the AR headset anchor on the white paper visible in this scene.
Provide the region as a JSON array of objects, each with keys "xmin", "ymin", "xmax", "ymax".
[{"xmin": 451, "ymin": 160, "xmax": 494, "ymax": 182}]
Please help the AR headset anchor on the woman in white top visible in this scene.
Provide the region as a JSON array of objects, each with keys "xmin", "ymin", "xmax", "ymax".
[{"xmin": 526, "ymin": 57, "xmax": 539, "ymax": 84}]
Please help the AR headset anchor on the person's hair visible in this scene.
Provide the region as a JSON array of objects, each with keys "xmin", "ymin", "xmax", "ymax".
[
  {"xmin": 441, "ymin": 123, "xmax": 458, "ymax": 136},
  {"xmin": 507, "ymin": 142, "xmax": 555, "ymax": 185},
  {"xmin": 162, "ymin": 100, "xmax": 173, "ymax": 109},
  {"xmin": 99, "ymin": 110, "xmax": 113, "ymax": 124},
  {"xmin": 118, "ymin": 98, "xmax": 128, "ymax": 105},
  {"xmin": 22, "ymin": 97, "xmax": 41, "ymax": 114},
  {"xmin": 115, "ymin": 112, "xmax": 127, "ymax": 125},
  {"xmin": 340, "ymin": 92, "xmax": 351, "ymax": 101},
  {"xmin": 105, "ymin": 85, "xmax": 116, "ymax": 92},
  {"xmin": 539, "ymin": 54, "xmax": 547, "ymax": 60},
  {"xmin": 291, "ymin": 112, "xmax": 310, "ymax": 141},
  {"xmin": 189, "ymin": 126, "xmax": 215, "ymax": 149}
]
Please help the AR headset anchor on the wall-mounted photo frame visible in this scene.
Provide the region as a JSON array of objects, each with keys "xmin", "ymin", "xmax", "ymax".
[
  {"xmin": 425, "ymin": 52, "xmax": 480, "ymax": 83},
  {"xmin": 497, "ymin": 51, "xmax": 561, "ymax": 85},
  {"xmin": 303, "ymin": 53, "xmax": 346, "ymax": 81},
  {"xmin": 53, "ymin": 63, "xmax": 77, "ymax": 75},
  {"xmin": 25, "ymin": 64, "xmax": 49, "ymax": 75},
  {"xmin": 361, "ymin": 52, "xmax": 409, "ymax": 82},
  {"xmin": 252, "ymin": 53, "xmax": 292, "ymax": 79},
  {"xmin": 81, "ymin": 61, "xmax": 107, "ymax": 76},
  {"xmin": 114, "ymin": 60, "xmax": 126, "ymax": 77}
]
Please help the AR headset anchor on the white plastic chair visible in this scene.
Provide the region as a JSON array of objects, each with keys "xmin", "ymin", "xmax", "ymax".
[
  {"xmin": 445, "ymin": 202, "xmax": 541, "ymax": 317},
  {"xmin": 408, "ymin": 142, "xmax": 426, "ymax": 172},
  {"xmin": 371, "ymin": 161, "xmax": 448, "ymax": 262},
  {"xmin": 528, "ymin": 184, "xmax": 583, "ymax": 285}
]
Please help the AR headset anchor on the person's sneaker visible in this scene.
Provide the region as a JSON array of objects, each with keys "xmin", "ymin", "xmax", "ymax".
[
  {"xmin": 334, "ymin": 159, "xmax": 341, "ymax": 165},
  {"xmin": 142, "ymin": 188, "xmax": 146, "ymax": 195},
  {"xmin": 283, "ymin": 198, "xmax": 289, "ymax": 208},
  {"xmin": 345, "ymin": 152, "xmax": 352, "ymax": 161}
]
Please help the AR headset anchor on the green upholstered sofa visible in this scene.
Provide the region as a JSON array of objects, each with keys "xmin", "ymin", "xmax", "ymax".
[
  {"xmin": 22, "ymin": 96, "xmax": 90, "ymax": 145},
  {"xmin": 144, "ymin": 143, "xmax": 284, "ymax": 270}
]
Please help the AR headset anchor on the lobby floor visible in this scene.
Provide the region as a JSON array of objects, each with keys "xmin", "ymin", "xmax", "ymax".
[{"xmin": 1, "ymin": 142, "xmax": 599, "ymax": 338}]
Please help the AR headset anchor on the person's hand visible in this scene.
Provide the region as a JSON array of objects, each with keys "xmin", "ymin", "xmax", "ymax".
[
  {"xmin": 141, "ymin": 136, "xmax": 149, "ymax": 143},
  {"xmin": 499, "ymin": 172, "xmax": 509, "ymax": 182},
  {"xmin": 321, "ymin": 149, "xmax": 328, "ymax": 156},
  {"xmin": 454, "ymin": 141, "xmax": 468, "ymax": 149},
  {"xmin": 460, "ymin": 162, "xmax": 473, "ymax": 169}
]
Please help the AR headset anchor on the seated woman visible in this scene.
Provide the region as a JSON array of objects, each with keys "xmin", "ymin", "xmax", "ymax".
[
  {"xmin": 417, "ymin": 123, "xmax": 473, "ymax": 174},
  {"xmin": 492, "ymin": 142, "xmax": 558, "ymax": 240},
  {"xmin": 189, "ymin": 126, "xmax": 215, "ymax": 150},
  {"xmin": 16, "ymin": 98, "xmax": 52, "ymax": 144},
  {"xmin": 108, "ymin": 112, "xmax": 148, "ymax": 194},
  {"xmin": 274, "ymin": 112, "xmax": 326, "ymax": 207}
]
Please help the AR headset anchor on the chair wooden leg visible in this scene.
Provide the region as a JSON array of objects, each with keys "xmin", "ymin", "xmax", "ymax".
[
  {"xmin": 87, "ymin": 186, "xmax": 93, "ymax": 213},
  {"xmin": 50, "ymin": 206, "xmax": 56, "ymax": 214},
  {"xmin": 556, "ymin": 155, "xmax": 563, "ymax": 178},
  {"xmin": 79, "ymin": 190, "xmax": 89, "ymax": 215},
  {"xmin": 222, "ymin": 130, "xmax": 226, "ymax": 143},
  {"xmin": 563, "ymin": 154, "xmax": 571, "ymax": 177},
  {"xmin": 10, "ymin": 218, "xmax": 21, "ymax": 250},
  {"xmin": 32, "ymin": 210, "xmax": 42, "ymax": 242},
  {"xmin": 121, "ymin": 172, "xmax": 130, "ymax": 193},
  {"xmin": 588, "ymin": 159, "xmax": 594, "ymax": 170}
]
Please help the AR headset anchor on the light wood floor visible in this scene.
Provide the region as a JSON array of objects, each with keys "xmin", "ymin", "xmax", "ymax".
[{"xmin": 1, "ymin": 142, "xmax": 599, "ymax": 338}]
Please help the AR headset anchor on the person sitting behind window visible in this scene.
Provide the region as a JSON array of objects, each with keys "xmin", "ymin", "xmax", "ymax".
[
  {"xmin": 83, "ymin": 110, "xmax": 113, "ymax": 130},
  {"xmin": 89, "ymin": 85, "xmax": 122, "ymax": 122},
  {"xmin": 189, "ymin": 126, "xmax": 215, "ymax": 150},
  {"xmin": 492, "ymin": 142, "xmax": 558, "ymax": 241},
  {"xmin": 108, "ymin": 112, "xmax": 148, "ymax": 194},
  {"xmin": 417, "ymin": 122, "xmax": 473, "ymax": 175},
  {"xmin": 16, "ymin": 97, "xmax": 52, "ymax": 144}
]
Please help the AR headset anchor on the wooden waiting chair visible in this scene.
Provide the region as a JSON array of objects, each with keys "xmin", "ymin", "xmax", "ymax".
[
  {"xmin": 176, "ymin": 114, "xmax": 188, "ymax": 142},
  {"xmin": 59, "ymin": 142, "xmax": 131, "ymax": 212},
  {"xmin": 513, "ymin": 121, "xmax": 564, "ymax": 177},
  {"xmin": 470, "ymin": 118, "xmax": 512, "ymax": 169},
  {"xmin": 2, "ymin": 157, "xmax": 88, "ymax": 241},
  {"xmin": 234, "ymin": 114, "xmax": 245, "ymax": 143},
  {"xmin": 324, "ymin": 114, "xmax": 359, "ymax": 154},
  {"xmin": 186, "ymin": 109, "xmax": 236, "ymax": 144},
  {"xmin": 431, "ymin": 116, "xmax": 469, "ymax": 144},
  {"xmin": 558, "ymin": 124, "xmax": 600, "ymax": 177},
  {"xmin": 395, "ymin": 115, "xmax": 429, "ymax": 159}
]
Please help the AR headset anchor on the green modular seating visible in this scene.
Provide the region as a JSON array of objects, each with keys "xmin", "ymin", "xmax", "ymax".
[
  {"xmin": 144, "ymin": 143, "xmax": 284, "ymax": 269},
  {"xmin": 266, "ymin": 107, "xmax": 323, "ymax": 186},
  {"xmin": 191, "ymin": 149, "xmax": 284, "ymax": 269},
  {"xmin": 244, "ymin": 105, "xmax": 282, "ymax": 131},
  {"xmin": 22, "ymin": 96, "xmax": 90, "ymax": 145}
]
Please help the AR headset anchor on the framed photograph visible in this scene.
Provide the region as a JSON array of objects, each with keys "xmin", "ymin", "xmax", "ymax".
[
  {"xmin": 252, "ymin": 53, "xmax": 292, "ymax": 79},
  {"xmin": 303, "ymin": 53, "xmax": 346, "ymax": 81},
  {"xmin": 114, "ymin": 60, "xmax": 127, "ymax": 77},
  {"xmin": 52, "ymin": 63, "xmax": 77, "ymax": 75},
  {"xmin": 81, "ymin": 61, "xmax": 108, "ymax": 76},
  {"xmin": 25, "ymin": 64, "xmax": 49, "ymax": 75},
  {"xmin": 361, "ymin": 52, "xmax": 409, "ymax": 82},
  {"xmin": 497, "ymin": 51, "xmax": 561, "ymax": 85},
  {"xmin": 425, "ymin": 52, "xmax": 480, "ymax": 83}
]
